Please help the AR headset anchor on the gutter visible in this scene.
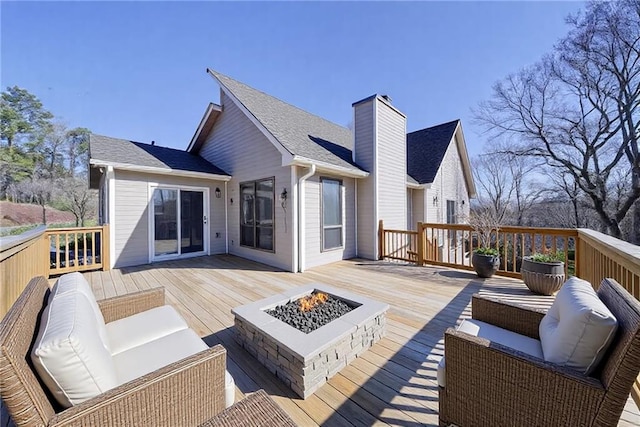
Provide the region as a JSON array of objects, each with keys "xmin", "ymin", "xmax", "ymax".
[{"xmin": 297, "ymin": 164, "xmax": 316, "ymax": 272}]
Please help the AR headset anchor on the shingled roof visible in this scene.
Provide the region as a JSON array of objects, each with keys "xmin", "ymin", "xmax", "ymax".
[
  {"xmin": 407, "ymin": 120, "xmax": 460, "ymax": 185},
  {"xmin": 207, "ymin": 70, "xmax": 364, "ymax": 175},
  {"xmin": 90, "ymin": 134, "xmax": 229, "ymax": 177}
]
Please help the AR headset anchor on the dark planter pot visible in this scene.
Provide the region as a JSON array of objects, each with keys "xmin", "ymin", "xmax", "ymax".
[
  {"xmin": 521, "ymin": 257, "xmax": 565, "ymax": 295},
  {"xmin": 472, "ymin": 252, "xmax": 500, "ymax": 278}
]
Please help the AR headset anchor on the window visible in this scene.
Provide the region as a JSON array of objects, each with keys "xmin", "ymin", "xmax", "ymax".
[
  {"xmin": 240, "ymin": 178, "xmax": 274, "ymax": 251},
  {"xmin": 446, "ymin": 200, "xmax": 456, "ymax": 224},
  {"xmin": 322, "ymin": 178, "xmax": 343, "ymax": 250},
  {"xmin": 446, "ymin": 200, "xmax": 456, "ymax": 246}
]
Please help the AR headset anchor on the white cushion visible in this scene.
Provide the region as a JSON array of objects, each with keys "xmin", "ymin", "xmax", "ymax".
[
  {"xmin": 438, "ymin": 319, "xmax": 543, "ymax": 387},
  {"xmin": 106, "ymin": 305, "xmax": 189, "ymax": 355},
  {"xmin": 50, "ymin": 272, "xmax": 110, "ymax": 351},
  {"xmin": 225, "ymin": 371, "xmax": 235, "ymax": 408},
  {"xmin": 112, "ymin": 328, "xmax": 209, "ymax": 384},
  {"xmin": 31, "ymin": 291, "xmax": 118, "ymax": 408},
  {"xmin": 539, "ymin": 277, "xmax": 617, "ymax": 374}
]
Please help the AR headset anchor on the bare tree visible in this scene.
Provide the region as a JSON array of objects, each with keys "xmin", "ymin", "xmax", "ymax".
[
  {"xmin": 476, "ymin": 1, "xmax": 640, "ymax": 241},
  {"xmin": 473, "ymin": 141, "xmax": 544, "ymax": 226},
  {"xmin": 59, "ymin": 177, "xmax": 97, "ymax": 226}
]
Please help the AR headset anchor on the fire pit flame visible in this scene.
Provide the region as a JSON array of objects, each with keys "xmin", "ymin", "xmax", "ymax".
[{"xmin": 299, "ymin": 292, "xmax": 329, "ymax": 312}]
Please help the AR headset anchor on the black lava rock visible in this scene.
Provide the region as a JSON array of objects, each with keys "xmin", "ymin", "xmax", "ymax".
[{"xmin": 265, "ymin": 293, "xmax": 355, "ymax": 334}]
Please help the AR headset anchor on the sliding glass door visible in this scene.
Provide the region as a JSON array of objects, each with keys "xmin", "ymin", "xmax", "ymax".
[{"xmin": 152, "ymin": 187, "xmax": 207, "ymax": 260}]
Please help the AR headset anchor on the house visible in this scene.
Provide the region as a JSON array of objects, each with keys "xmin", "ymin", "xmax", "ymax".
[{"xmin": 89, "ymin": 70, "xmax": 475, "ymax": 272}]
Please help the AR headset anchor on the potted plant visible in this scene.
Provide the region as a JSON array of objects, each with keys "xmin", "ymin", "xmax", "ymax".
[
  {"xmin": 521, "ymin": 252, "xmax": 565, "ymax": 295},
  {"xmin": 468, "ymin": 208, "xmax": 501, "ymax": 278}
]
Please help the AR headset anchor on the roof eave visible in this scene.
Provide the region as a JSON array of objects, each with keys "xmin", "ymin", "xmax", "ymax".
[
  {"xmin": 89, "ymin": 159, "xmax": 231, "ymax": 181},
  {"xmin": 453, "ymin": 122, "xmax": 477, "ymax": 198},
  {"xmin": 289, "ymin": 156, "xmax": 369, "ymax": 178},
  {"xmin": 187, "ymin": 103, "xmax": 222, "ymax": 153},
  {"xmin": 407, "ymin": 181, "xmax": 429, "ymax": 190}
]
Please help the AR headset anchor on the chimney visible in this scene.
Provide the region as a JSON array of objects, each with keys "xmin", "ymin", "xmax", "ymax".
[{"xmin": 352, "ymin": 94, "xmax": 407, "ymax": 260}]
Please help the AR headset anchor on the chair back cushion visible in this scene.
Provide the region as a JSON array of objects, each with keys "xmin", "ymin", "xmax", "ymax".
[
  {"xmin": 539, "ymin": 277, "xmax": 618, "ymax": 375},
  {"xmin": 50, "ymin": 272, "xmax": 110, "ymax": 351},
  {"xmin": 31, "ymin": 290, "xmax": 118, "ymax": 408}
]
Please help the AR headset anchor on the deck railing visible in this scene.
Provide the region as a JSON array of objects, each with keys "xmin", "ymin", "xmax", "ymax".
[
  {"xmin": 379, "ymin": 220, "xmax": 640, "ymax": 408},
  {"xmin": 0, "ymin": 226, "xmax": 49, "ymax": 317},
  {"xmin": 45, "ymin": 225, "xmax": 110, "ymax": 276},
  {"xmin": 0, "ymin": 224, "xmax": 110, "ymax": 319}
]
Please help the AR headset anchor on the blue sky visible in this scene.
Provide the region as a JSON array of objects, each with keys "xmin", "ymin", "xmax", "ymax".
[{"xmin": 2, "ymin": 1, "xmax": 583, "ymax": 157}]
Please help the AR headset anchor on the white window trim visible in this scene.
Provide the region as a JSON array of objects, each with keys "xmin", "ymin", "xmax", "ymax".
[
  {"xmin": 321, "ymin": 177, "xmax": 344, "ymax": 252},
  {"xmin": 147, "ymin": 183, "xmax": 210, "ymax": 263}
]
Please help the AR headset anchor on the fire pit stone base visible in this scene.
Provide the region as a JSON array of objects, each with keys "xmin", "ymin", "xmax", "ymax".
[{"xmin": 232, "ymin": 284, "xmax": 388, "ymax": 398}]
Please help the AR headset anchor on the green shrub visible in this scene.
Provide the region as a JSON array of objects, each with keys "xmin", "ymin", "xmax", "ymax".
[
  {"xmin": 529, "ymin": 252, "xmax": 564, "ymax": 263},
  {"xmin": 475, "ymin": 247, "xmax": 499, "ymax": 256}
]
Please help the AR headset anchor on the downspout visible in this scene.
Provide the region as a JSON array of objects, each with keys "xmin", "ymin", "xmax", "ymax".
[
  {"xmin": 297, "ymin": 164, "xmax": 316, "ymax": 272},
  {"xmin": 224, "ymin": 181, "xmax": 229, "ymax": 254},
  {"xmin": 106, "ymin": 166, "xmax": 116, "ymax": 269},
  {"xmin": 354, "ymin": 180, "xmax": 358, "ymax": 257}
]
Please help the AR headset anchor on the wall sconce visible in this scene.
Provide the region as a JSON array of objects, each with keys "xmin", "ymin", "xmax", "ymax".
[
  {"xmin": 280, "ymin": 188, "xmax": 288, "ymax": 209},
  {"xmin": 432, "ymin": 195, "xmax": 438, "ymax": 206},
  {"xmin": 214, "ymin": 187, "xmax": 221, "ymax": 199},
  {"xmin": 461, "ymin": 199, "xmax": 465, "ymax": 206},
  {"xmin": 230, "ymin": 198, "xmax": 233, "ymax": 205}
]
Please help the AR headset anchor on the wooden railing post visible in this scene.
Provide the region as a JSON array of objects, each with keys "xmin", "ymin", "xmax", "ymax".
[
  {"xmin": 417, "ymin": 222, "xmax": 424, "ymax": 266},
  {"xmin": 102, "ymin": 224, "xmax": 111, "ymax": 271}
]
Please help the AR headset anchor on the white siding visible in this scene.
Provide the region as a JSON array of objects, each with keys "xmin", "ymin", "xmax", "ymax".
[
  {"xmin": 354, "ymin": 100, "xmax": 376, "ymax": 259},
  {"xmin": 304, "ymin": 174, "xmax": 356, "ymax": 269},
  {"xmin": 376, "ymin": 99, "xmax": 406, "ymax": 231},
  {"xmin": 198, "ymin": 91, "xmax": 293, "ymax": 271},
  {"xmin": 113, "ymin": 170, "xmax": 227, "ymax": 268},
  {"xmin": 421, "ymin": 134, "xmax": 471, "ymax": 262}
]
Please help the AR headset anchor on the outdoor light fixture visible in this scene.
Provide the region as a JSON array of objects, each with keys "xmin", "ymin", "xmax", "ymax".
[
  {"xmin": 280, "ymin": 188, "xmax": 288, "ymax": 209},
  {"xmin": 215, "ymin": 187, "xmax": 221, "ymax": 198},
  {"xmin": 433, "ymin": 195, "xmax": 438, "ymax": 206}
]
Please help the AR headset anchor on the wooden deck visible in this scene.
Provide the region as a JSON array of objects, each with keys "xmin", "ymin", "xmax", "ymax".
[
  {"xmin": 3, "ymin": 254, "xmax": 639, "ymax": 426},
  {"xmin": 82, "ymin": 254, "xmax": 640, "ymax": 427}
]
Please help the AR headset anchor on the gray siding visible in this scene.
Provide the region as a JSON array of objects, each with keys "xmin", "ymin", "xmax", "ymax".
[
  {"xmin": 304, "ymin": 174, "xmax": 356, "ymax": 269},
  {"xmin": 199, "ymin": 91, "xmax": 293, "ymax": 271},
  {"xmin": 354, "ymin": 100, "xmax": 376, "ymax": 259},
  {"xmin": 376, "ymin": 100, "xmax": 406, "ymax": 231},
  {"xmin": 114, "ymin": 171, "xmax": 149, "ymax": 268},
  {"xmin": 113, "ymin": 170, "xmax": 227, "ymax": 268}
]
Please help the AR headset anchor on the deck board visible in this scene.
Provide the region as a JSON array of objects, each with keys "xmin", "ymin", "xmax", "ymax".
[{"xmin": 2, "ymin": 254, "xmax": 638, "ymax": 426}]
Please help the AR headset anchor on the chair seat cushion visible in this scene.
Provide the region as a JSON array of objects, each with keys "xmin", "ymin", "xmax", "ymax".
[
  {"xmin": 113, "ymin": 328, "xmax": 208, "ymax": 384},
  {"xmin": 438, "ymin": 319, "xmax": 543, "ymax": 387},
  {"xmin": 539, "ymin": 277, "xmax": 618, "ymax": 375},
  {"xmin": 31, "ymin": 291, "xmax": 118, "ymax": 408},
  {"xmin": 113, "ymin": 328, "xmax": 235, "ymax": 407},
  {"xmin": 106, "ymin": 305, "xmax": 189, "ymax": 355}
]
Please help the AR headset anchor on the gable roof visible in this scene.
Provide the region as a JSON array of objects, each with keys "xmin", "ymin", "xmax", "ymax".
[
  {"xmin": 406, "ymin": 120, "xmax": 460, "ymax": 185},
  {"xmin": 204, "ymin": 69, "xmax": 367, "ymax": 177},
  {"xmin": 89, "ymin": 134, "xmax": 230, "ymax": 179}
]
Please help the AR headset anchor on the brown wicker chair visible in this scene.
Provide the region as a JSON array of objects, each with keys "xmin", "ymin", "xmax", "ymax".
[
  {"xmin": 0, "ymin": 276, "xmax": 295, "ymax": 427},
  {"xmin": 439, "ymin": 278, "xmax": 640, "ymax": 427}
]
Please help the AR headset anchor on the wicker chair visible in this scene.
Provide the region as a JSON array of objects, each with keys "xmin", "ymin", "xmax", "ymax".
[
  {"xmin": 439, "ymin": 278, "xmax": 640, "ymax": 427},
  {"xmin": 0, "ymin": 276, "xmax": 295, "ymax": 426}
]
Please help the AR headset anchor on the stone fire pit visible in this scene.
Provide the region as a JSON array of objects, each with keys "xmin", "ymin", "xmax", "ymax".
[{"xmin": 232, "ymin": 284, "xmax": 388, "ymax": 398}]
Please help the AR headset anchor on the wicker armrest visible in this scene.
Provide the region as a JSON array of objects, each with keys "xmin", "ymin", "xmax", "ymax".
[
  {"xmin": 440, "ymin": 329, "xmax": 605, "ymax": 426},
  {"xmin": 49, "ymin": 344, "xmax": 227, "ymax": 427},
  {"xmin": 471, "ymin": 293, "xmax": 547, "ymax": 339},
  {"xmin": 199, "ymin": 389, "xmax": 296, "ymax": 427},
  {"xmin": 98, "ymin": 287, "xmax": 165, "ymax": 323}
]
